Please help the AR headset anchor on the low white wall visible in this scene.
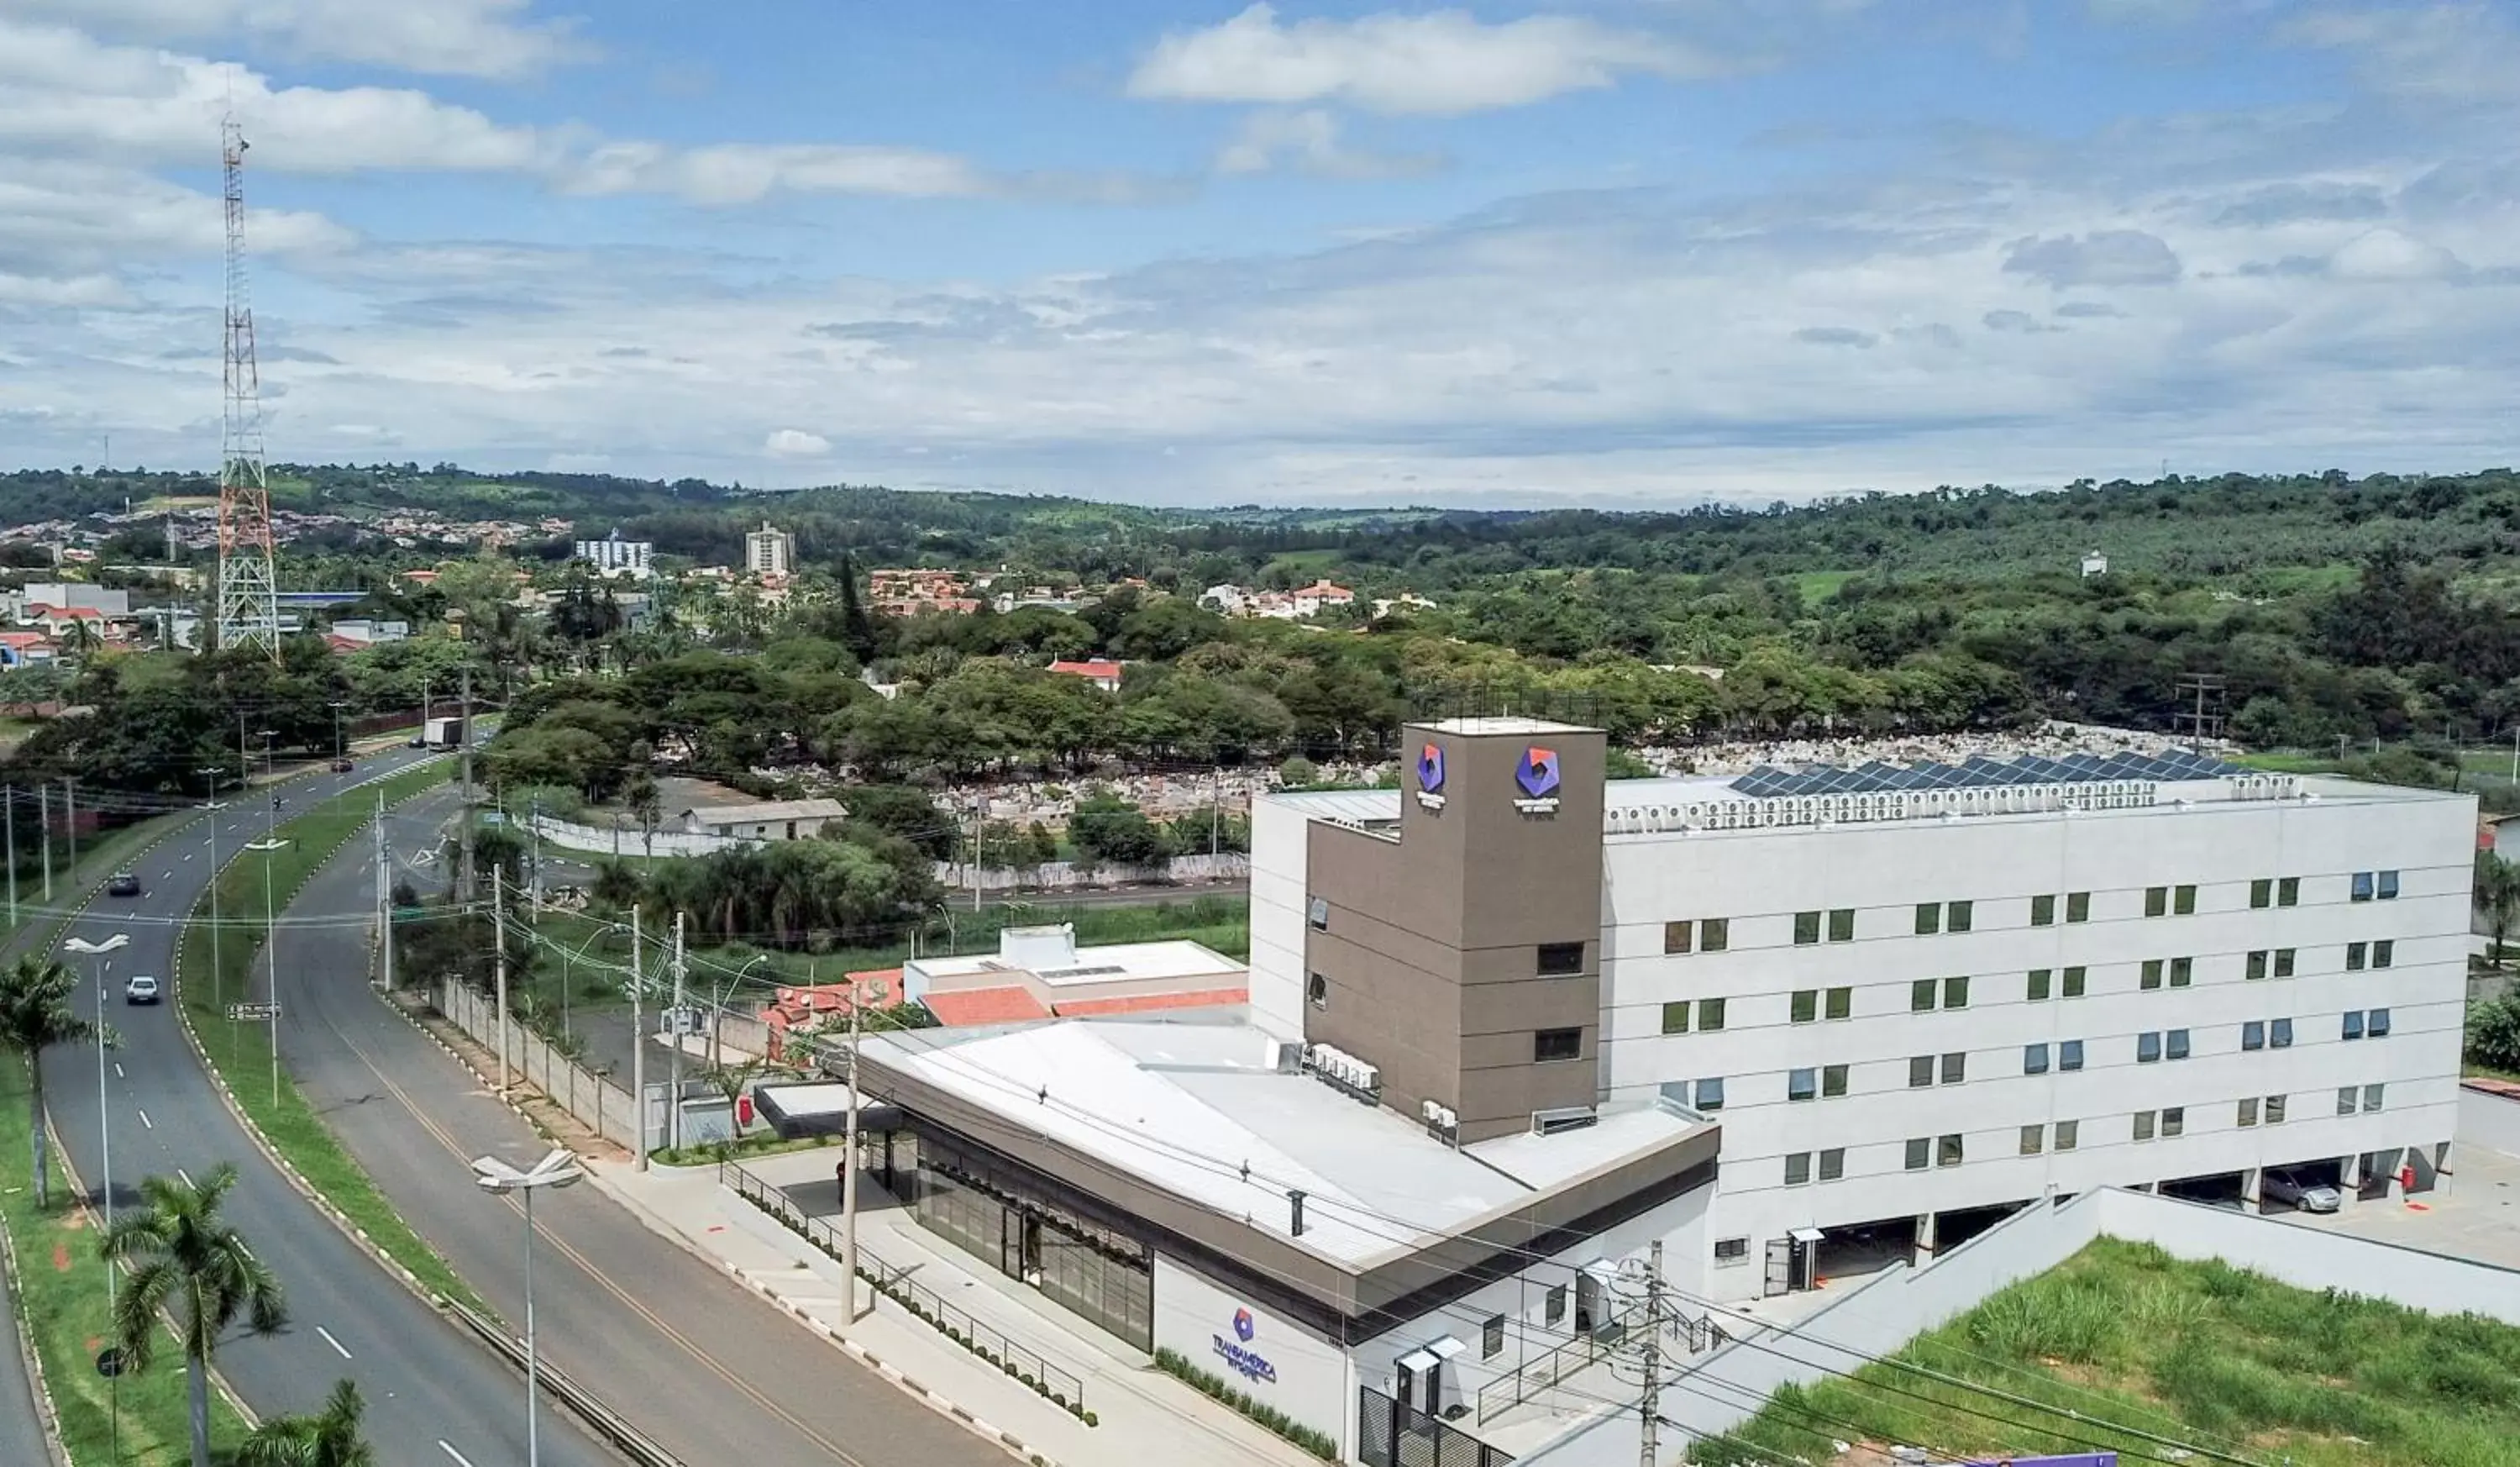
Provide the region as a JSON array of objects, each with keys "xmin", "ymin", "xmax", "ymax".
[
  {"xmin": 528, "ymin": 814, "xmax": 742, "ymax": 859},
  {"xmin": 935, "ymin": 851, "xmax": 1251, "ymax": 891},
  {"xmin": 2094, "ymin": 1190, "xmax": 2520, "ymax": 1325},
  {"xmin": 2460, "ymin": 1086, "xmax": 2520, "ymax": 1160}
]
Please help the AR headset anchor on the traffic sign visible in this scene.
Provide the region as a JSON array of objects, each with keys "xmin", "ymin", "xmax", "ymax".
[
  {"xmin": 226, "ymin": 1002, "xmax": 281, "ymax": 1023},
  {"xmin": 94, "ymin": 1347, "xmax": 123, "ymax": 1378}
]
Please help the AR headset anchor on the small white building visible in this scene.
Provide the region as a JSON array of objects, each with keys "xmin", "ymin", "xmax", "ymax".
[
  {"xmin": 678, "ymin": 797, "xmax": 848, "ymax": 842},
  {"xmin": 2082, "ymin": 548, "xmax": 2110, "ymax": 577},
  {"xmin": 574, "ymin": 529, "xmax": 654, "ymax": 580},
  {"xmin": 903, "ymin": 923, "xmax": 1246, "ymax": 1024}
]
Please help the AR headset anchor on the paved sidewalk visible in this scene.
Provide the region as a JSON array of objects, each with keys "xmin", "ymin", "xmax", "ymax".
[{"xmin": 587, "ymin": 1149, "xmax": 1317, "ymax": 1467}]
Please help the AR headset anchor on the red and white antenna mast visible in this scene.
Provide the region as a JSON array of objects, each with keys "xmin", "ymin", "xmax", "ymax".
[{"xmin": 215, "ymin": 114, "xmax": 280, "ymax": 659}]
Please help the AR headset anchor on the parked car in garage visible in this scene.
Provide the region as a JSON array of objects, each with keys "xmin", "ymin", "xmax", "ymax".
[
  {"xmin": 2262, "ymin": 1170, "xmax": 2342, "ymax": 1212},
  {"xmin": 123, "ymin": 974, "xmax": 161, "ymax": 1006}
]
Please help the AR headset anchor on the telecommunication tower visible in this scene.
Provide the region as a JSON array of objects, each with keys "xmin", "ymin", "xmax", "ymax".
[{"xmin": 215, "ymin": 116, "xmax": 281, "ymax": 659}]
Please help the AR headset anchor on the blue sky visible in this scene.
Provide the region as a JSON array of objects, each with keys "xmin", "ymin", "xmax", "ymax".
[{"xmin": 2, "ymin": 1, "xmax": 2517, "ymax": 506}]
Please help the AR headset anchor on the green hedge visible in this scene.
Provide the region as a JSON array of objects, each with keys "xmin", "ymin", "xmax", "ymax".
[{"xmin": 1152, "ymin": 1346, "xmax": 1338, "ymax": 1460}]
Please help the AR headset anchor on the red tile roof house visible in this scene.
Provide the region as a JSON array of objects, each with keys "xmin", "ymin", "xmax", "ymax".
[
  {"xmin": 904, "ymin": 923, "xmax": 1247, "ymax": 1027},
  {"xmin": 760, "ymin": 970, "xmax": 900, "ymax": 1064},
  {"xmin": 1044, "ymin": 657, "xmax": 1126, "ymax": 693}
]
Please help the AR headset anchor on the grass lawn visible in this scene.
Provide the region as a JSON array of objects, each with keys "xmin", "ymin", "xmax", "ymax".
[
  {"xmin": 177, "ymin": 762, "xmax": 489, "ymax": 1316},
  {"xmin": 1695, "ymin": 1237, "xmax": 2520, "ymax": 1467},
  {"xmin": 0, "ymin": 816, "xmax": 181, "ymax": 954},
  {"xmin": 1793, "ymin": 569, "xmax": 1861, "ymax": 606},
  {"xmin": 2, "ymin": 1059, "xmax": 251, "ymax": 1466}
]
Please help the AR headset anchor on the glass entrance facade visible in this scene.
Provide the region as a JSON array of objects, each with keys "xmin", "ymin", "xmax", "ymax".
[{"xmin": 899, "ymin": 1128, "xmax": 1154, "ymax": 1351}]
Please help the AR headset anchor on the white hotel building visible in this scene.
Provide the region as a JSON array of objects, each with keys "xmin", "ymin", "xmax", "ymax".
[{"xmin": 1252, "ymin": 718, "xmax": 2474, "ymax": 1298}]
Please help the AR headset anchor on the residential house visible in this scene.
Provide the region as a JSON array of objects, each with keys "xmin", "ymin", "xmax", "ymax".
[
  {"xmin": 1045, "ymin": 657, "xmax": 1126, "ymax": 692},
  {"xmin": 679, "ymin": 797, "xmax": 850, "ymax": 843}
]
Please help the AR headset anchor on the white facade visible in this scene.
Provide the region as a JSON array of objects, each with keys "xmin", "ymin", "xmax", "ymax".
[
  {"xmin": 745, "ymin": 521, "xmax": 795, "ymax": 577},
  {"xmin": 573, "ymin": 532, "xmax": 654, "ymax": 579},
  {"xmin": 1254, "ymin": 766, "xmax": 2475, "ymax": 1301}
]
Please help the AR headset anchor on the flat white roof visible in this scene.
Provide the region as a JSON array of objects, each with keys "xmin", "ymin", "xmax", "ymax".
[
  {"xmin": 1421, "ymin": 715, "xmax": 1597, "ymax": 736},
  {"xmin": 863, "ymin": 1019, "xmax": 1707, "ymax": 1267},
  {"xmin": 911, "ymin": 938, "xmax": 1241, "ymax": 988}
]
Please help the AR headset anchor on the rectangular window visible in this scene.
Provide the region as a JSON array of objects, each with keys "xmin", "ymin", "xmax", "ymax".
[
  {"xmin": 2246, "ymin": 949, "xmax": 2267, "ymax": 981},
  {"xmin": 1948, "ymin": 901, "xmax": 1974, "ymax": 933},
  {"xmin": 1791, "ymin": 989, "xmax": 1818, "ymax": 1024},
  {"xmin": 2060, "ymin": 1039, "xmax": 2084, "ymax": 1070},
  {"xmin": 2174, "ymin": 884, "xmax": 2197, "ymax": 915},
  {"xmin": 1904, "ymin": 1138, "xmax": 1929, "ymax": 1171},
  {"xmin": 2352, "ymin": 871, "xmax": 2375, "ymax": 902},
  {"xmin": 2138, "ymin": 1031, "xmax": 2163, "ymax": 1063},
  {"xmin": 1819, "ymin": 1148, "xmax": 1845, "ymax": 1181},
  {"xmin": 2024, "ymin": 1043, "xmax": 2050, "ymax": 1075},
  {"xmin": 1788, "ymin": 1068, "xmax": 1817, "ymax": 1102},
  {"xmin": 1661, "ymin": 1002, "xmax": 1689, "ymax": 1035},
  {"xmin": 1911, "ymin": 978, "xmax": 1937, "ymax": 1012},
  {"xmin": 2239, "ymin": 1097, "xmax": 2260, "ymax": 1127},
  {"xmin": 2141, "ymin": 959, "xmax": 2164, "ymax": 991},
  {"xmin": 2021, "ymin": 1123, "xmax": 2045, "ymax": 1155},
  {"xmin": 2374, "ymin": 939, "xmax": 2394, "ymax": 969},
  {"xmin": 2369, "ymin": 1007, "xmax": 2391, "ymax": 1037},
  {"xmin": 1822, "ymin": 1064, "xmax": 1848, "ymax": 1097},
  {"xmin": 1915, "ymin": 902, "xmax": 1941, "ymax": 935},
  {"xmin": 2346, "ymin": 941, "xmax": 2367, "ymax": 971},
  {"xmin": 2365, "ymin": 1083, "xmax": 2386, "ymax": 1112},
  {"xmin": 2343, "ymin": 1011, "xmax": 2365, "ymax": 1041},
  {"xmin": 2278, "ymin": 876, "xmax": 2299, "ymax": 907},
  {"xmin": 2266, "ymin": 1094, "xmax": 2286, "ymax": 1124},
  {"xmin": 1784, "ymin": 1152, "xmax": 1812, "ymax": 1186},
  {"xmin": 1535, "ymin": 1028, "xmax": 1583, "ymax": 1063},
  {"xmin": 1698, "ymin": 997, "xmax": 1727, "ymax": 1031},
  {"xmin": 1546, "ymin": 1286, "xmax": 1567, "ymax": 1328},
  {"xmin": 2055, "ymin": 1119, "xmax": 2079, "ymax": 1150},
  {"xmin": 2145, "ymin": 886, "xmax": 2168, "ymax": 918},
  {"xmin": 2134, "ymin": 1110, "xmax": 2156, "ymax": 1141},
  {"xmin": 2032, "ymin": 894, "xmax": 2056, "ymax": 927},
  {"xmin": 1701, "ymin": 918, "xmax": 1730, "ymax": 952},
  {"xmin": 2242, "ymin": 1020, "xmax": 2265, "ymax": 1051},
  {"xmin": 1306, "ymin": 897, "xmax": 1329, "ymax": 930},
  {"xmin": 1714, "ymin": 1238, "xmax": 1749, "ymax": 1262},
  {"xmin": 1663, "ymin": 920, "xmax": 1693, "ymax": 954},
  {"xmin": 2170, "ymin": 957, "xmax": 2193, "ymax": 988},
  {"xmin": 2379, "ymin": 870, "xmax": 2400, "ymax": 900},
  {"xmin": 1793, "ymin": 910, "xmax": 1822, "ymax": 945},
  {"xmin": 1940, "ymin": 1051, "xmax": 1967, "ymax": 1085},
  {"xmin": 2166, "ymin": 1028, "xmax": 2191, "ymax": 1060},
  {"xmin": 2275, "ymin": 949, "xmax": 2296, "ymax": 978},
  {"xmin": 1828, "ymin": 907, "xmax": 1856, "ymax": 942},
  {"xmin": 1824, "ymin": 986, "xmax": 1852, "ymax": 1020},
  {"xmin": 1307, "ymin": 972, "xmax": 1328, "ymax": 1010},
  {"xmin": 2271, "ymin": 1017, "xmax": 2293, "ymax": 1048},
  {"xmin": 1483, "ymin": 1315, "xmax": 1505, "ymax": 1359},
  {"xmin": 1537, "ymin": 942, "xmax": 1585, "ymax": 976},
  {"xmin": 1908, "ymin": 1054, "xmax": 1935, "ymax": 1089},
  {"xmin": 1937, "ymin": 1133, "xmax": 1964, "ymax": 1168},
  {"xmin": 2162, "ymin": 1106, "xmax": 2185, "ymax": 1138},
  {"xmin": 2066, "ymin": 891, "xmax": 2091, "ymax": 923},
  {"xmin": 1943, "ymin": 975, "xmax": 1971, "ymax": 1009},
  {"xmin": 2338, "ymin": 1086, "xmax": 2359, "ymax": 1117},
  {"xmin": 2028, "ymin": 968, "xmax": 2052, "ymax": 1001},
  {"xmin": 2062, "ymin": 965, "xmax": 2087, "ymax": 997},
  {"xmin": 2250, "ymin": 878, "xmax": 2272, "ymax": 909},
  {"xmin": 1694, "ymin": 1077, "xmax": 1725, "ymax": 1111}
]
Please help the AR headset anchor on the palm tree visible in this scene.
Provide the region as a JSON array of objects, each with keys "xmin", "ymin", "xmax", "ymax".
[
  {"xmin": 99, "ymin": 1165, "xmax": 287, "ymax": 1467},
  {"xmin": 236, "ymin": 1377, "xmax": 375, "ymax": 1467},
  {"xmin": 0, "ymin": 954, "xmax": 110, "ymax": 1209}
]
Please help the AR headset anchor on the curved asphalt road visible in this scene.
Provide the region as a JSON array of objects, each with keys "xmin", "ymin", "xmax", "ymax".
[{"xmin": 45, "ymin": 749, "xmax": 616, "ymax": 1467}]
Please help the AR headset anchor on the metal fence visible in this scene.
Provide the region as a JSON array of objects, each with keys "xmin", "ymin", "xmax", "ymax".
[
  {"xmin": 1473, "ymin": 1308, "xmax": 1630, "ymax": 1424},
  {"xmin": 1359, "ymin": 1386, "xmax": 1514, "ymax": 1467},
  {"xmin": 722, "ymin": 1161, "xmax": 1089, "ymax": 1414}
]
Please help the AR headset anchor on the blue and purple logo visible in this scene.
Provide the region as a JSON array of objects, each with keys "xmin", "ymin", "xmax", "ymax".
[
  {"xmin": 1233, "ymin": 1308, "xmax": 1256, "ymax": 1342},
  {"xmin": 1415, "ymin": 743, "xmax": 1446, "ymax": 794},
  {"xmin": 1215, "ymin": 1308, "xmax": 1278, "ymax": 1383},
  {"xmin": 1517, "ymin": 747, "xmax": 1562, "ymax": 800}
]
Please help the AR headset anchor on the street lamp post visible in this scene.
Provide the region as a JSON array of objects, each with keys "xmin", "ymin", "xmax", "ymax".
[
  {"xmin": 259, "ymin": 730, "xmax": 280, "ymax": 1109},
  {"xmin": 329, "ymin": 699, "xmax": 348, "ymax": 765},
  {"xmin": 471, "ymin": 1149, "xmax": 585, "ymax": 1467},
  {"xmin": 66, "ymin": 932, "xmax": 128, "ymax": 1465}
]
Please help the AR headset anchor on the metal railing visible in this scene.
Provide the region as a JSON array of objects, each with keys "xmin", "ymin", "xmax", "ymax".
[
  {"xmin": 449, "ymin": 1300, "xmax": 685, "ymax": 1467},
  {"xmin": 723, "ymin": 1161, "xmax": 1089, "ymax": 1415},
  {"xmin": 1361, "ymin": 1385, "xmax": 1513, "ymax": 1467},
  {"xmin": 1473, "ymin": 1307, "xmax": 1630, "ymax": 1424}
]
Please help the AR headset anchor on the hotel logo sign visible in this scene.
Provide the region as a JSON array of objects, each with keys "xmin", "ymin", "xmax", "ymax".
[
  {"xmin": 1414, "ymin": 742, "xmax": 1447, "ymax": 810},
  {"xmin": 1215, "ymin": 1307, "xmax": 1279, "ymax": 1384},
  {"xmin": 1512, "ymin": 746, "xmax": 1562, "ymax": 814}
]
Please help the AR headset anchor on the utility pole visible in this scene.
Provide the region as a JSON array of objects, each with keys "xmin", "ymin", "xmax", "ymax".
[
  {"xmin": 374, "ymin": 787, "xmax": 391, "ymax": 991},
  {"xmin": 631, "ymin": 906, "xmax": 648, "ymax": 1171},
  {"xmin": 841, "ymin": 990, "xmax": 863, "ymax": 1325},
  {"xmin": 61, "ymin": 778, "xmax": 75, "ymax": 880},
  {"xmin": 669, "ymin": 912, "xmax": 688, "ymax": 1152},
  {"xmin": 529, "ymin": 793, "xmax": 543, "ymax": 913},
  {"xmin": 1637, "ymin": 1238, "xmax": 1664, "ymax": 1467},
  {"xmin": 1210, "ymin": 769, "xmax": 1221, "ymax": 858},
  {"xmin": 201, "ymin": 768, "xmax": 224, "ymax": 1026},
  {"xmin": 4, "ymin": 784, "xmax": 15, "ymax": 928},
  {"xmin": 458, "ymin": 666, "xmax": 475, "ymax": 902},
  {"xmin": 493, "ymin": 865, "xmax": 510, "ymax": 1096},
  {"xmin": 37, "ymin": 782, "xmax": 49, "ymax": 903},
  {"xmin": 971, "ymin": 795, "xmax": 983, "ymax": 913},
  {"xmin": 261, "ymin": 732, "xmax": 279, "ymax": 1110}
]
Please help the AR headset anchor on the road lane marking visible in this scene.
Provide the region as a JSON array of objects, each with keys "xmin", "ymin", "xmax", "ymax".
[
  {"xmin": 113, "ymin": 1063, "xmax": 123, "ymax": 1079},
  {"xmin": 438, "ymin": 1442, "xmax": 475, "ymax": 1467},
  {"xmin": 176, "ymin": 1167, "xmax": 193, "ymax": 1188},
  {"xmin": 317, "ymin": 1325, "xmax": 352, "ymax": 1359},
  {"xmin": 136, "ymin": 1110, "xmax": 152, "ymax": 1130}
]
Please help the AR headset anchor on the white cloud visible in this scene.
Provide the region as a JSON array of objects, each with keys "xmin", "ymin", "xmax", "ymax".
[
  {"xmin": 4, "ymin": 0, "xmax": 591, "ymax": 80},
  {"xmin": 562, "ymin": 141, "xmax": 991, "ymax": 205},
  {"xmin": 2002, "ymin": 229, "xmax": 2184, "ymax": 287},
  {"xmin": 2328, "ymin": 226, "xmax": 2465, "ymax": 280},
  {"xmin": 1213, "ymin": 109, "xmax": 1441, "ymax": 178},
  {"xmin": 764, "ymin": 429, "xmax": 832, "ymax": 458},
  {"xmin": 1128, "ymin": 3, "xmax": 1724, "ymax": 115},
  {"xmin": 2286, "ymin": 4, "xmax": 2520, "ymax": 108}
]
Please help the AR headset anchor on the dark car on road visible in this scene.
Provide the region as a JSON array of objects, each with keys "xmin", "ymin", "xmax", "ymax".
[
  {"xmin": 107, "ymin": 871, "xmax": 141, "ymax": 897},
  {"xmin": 332, "ymin": 758, "xmax": 354, "ymax": 773}
]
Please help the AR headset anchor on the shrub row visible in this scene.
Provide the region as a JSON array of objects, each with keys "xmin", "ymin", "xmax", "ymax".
[{"xmin": 1151, "ymin": 1347, "xmax": 1338, "ymax": 1460}]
